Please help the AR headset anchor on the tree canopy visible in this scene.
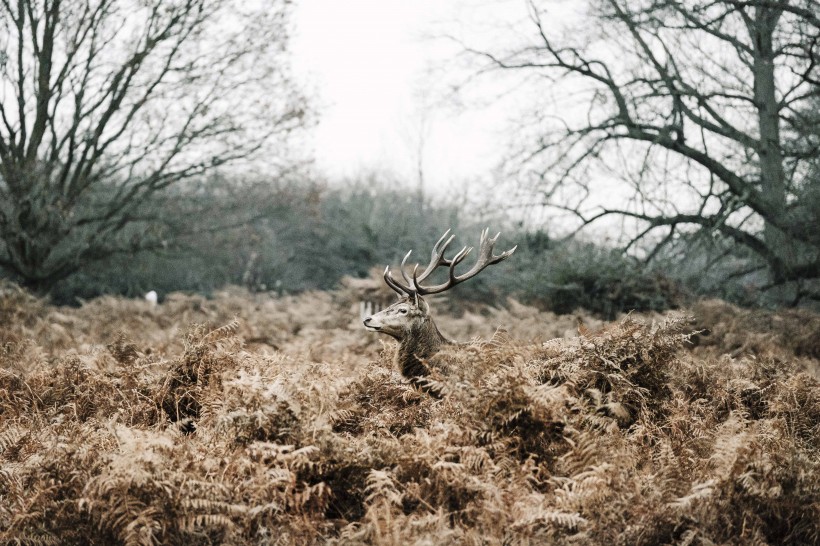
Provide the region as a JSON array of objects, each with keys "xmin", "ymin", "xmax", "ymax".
[
  {"xmin": 0, "ymin": 0, "xmax": 307, "ymax": 291},
  {"xmin": 468, "ymin": 0, "xmax": 820, "ymax": 302}
]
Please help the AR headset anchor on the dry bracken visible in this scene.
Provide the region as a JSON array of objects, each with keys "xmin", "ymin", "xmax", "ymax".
[{"xmin": 0, "ymin": 284, "xmax": 818, "ymax": 545}]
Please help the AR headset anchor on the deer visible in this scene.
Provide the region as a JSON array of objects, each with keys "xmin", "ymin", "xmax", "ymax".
[{"xmin": 362, "ymin": 228, "xmax": 517, "ymax": 393}]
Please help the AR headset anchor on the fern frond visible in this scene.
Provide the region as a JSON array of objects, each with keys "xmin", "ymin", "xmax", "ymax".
[
  {"xmin": 0, "ymin": 428, "xmax": 25, "ymax": 454},
  {"xmin": 201, "ymin": 319, "xmax": 241, "ymax": 345},
  {"xmin": 515, "ymin": 509, "xmax": 587, "ymax": 532},
  {"xmin": 181, "ymin": 498, "xmax": 247, "ymax": 516},
  {"xmin": 364, "ymin": 470, "xmax": 402, "ymax": 506},
  {"xmin": 559, "ymin": 431, "xmax": 601, "ymax": 476},
  {"xmin": 0, "ymin": 531, "xmax": 60, "ymax": 546},
  {"xmin": 667, "ymin": 480, "xmax": 716, "ymax": 511},
  {"xmin": 179, "ymin": 513, "xmax": 236, "ymax": 532},
  {"xmin": 247, "ymin": 502, "xmax": 284, "ymax": 518},
  {"xmin": 120, "ymin": 507, "xmax": 162, "ymax": 546}
]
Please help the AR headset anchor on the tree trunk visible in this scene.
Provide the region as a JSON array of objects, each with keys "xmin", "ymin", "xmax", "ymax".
[{"xmin": 751, "ymin": 6, "xmax": 792, "ymax": 279}]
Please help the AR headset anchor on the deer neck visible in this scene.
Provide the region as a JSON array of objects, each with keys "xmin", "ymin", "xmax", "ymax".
[{"xmin": 396, "ymin": 316, "xmax": 450, "ymax": 378}]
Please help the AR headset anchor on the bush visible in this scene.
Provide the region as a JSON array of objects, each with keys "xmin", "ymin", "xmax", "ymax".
[
  {"xmin": 510, "ymin": 234, "xmax": 683, "ymax": 318},
  {"xmin": 9, "ymin": 174, "xmax": 685, "ymax": 317},
  {"xmin": 41, "ymin": 177, "xmax": 467, "ymax": 306}
]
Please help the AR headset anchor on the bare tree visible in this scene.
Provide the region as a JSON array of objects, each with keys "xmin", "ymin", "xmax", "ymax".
[
  {"xmin": 466, "ymin": 0, "xmax": 820, "ymax": 301},
  {"xmin": 0, "ymin": 0, "xmax": 307, "ymax": 291}
]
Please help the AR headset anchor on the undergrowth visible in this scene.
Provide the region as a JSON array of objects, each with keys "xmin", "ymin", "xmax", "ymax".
[{"xmin": 1, "ymin": 285, "xmax": 818, "ymax": 545}]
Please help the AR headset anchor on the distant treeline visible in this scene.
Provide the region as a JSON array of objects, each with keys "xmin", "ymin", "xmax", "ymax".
[{"xmin": 26, "ymin": 174, "xmax": 795, "ymax": 316}]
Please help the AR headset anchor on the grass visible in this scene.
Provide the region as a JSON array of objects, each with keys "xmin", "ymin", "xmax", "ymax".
[{"xmin": 1, "ymin": 279, "xmax": 819, "ymax": 545}]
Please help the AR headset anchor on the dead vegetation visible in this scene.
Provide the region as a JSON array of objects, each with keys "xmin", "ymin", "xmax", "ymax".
[{"xmin": 1, "ymin": 280, "xmax": 818, "ymax": 545}]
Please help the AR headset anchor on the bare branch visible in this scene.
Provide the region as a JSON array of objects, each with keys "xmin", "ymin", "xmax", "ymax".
[
  {"xmin": 463, "ymin": 0, "xmax": 819, "ymax": 292},
  {"xmin": 0, "ymin": 0, "xmax": 308, "ymax": 288}
]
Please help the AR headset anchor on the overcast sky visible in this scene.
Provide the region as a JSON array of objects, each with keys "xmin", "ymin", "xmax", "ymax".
[{"xmin": 290, "ymin": 0, "xmax": 529, "ymax": 192}]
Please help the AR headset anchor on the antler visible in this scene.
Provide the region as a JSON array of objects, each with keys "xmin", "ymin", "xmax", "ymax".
[{"xmin": 383, "ymin": 228, "xmax": 517, "ymax": 298}]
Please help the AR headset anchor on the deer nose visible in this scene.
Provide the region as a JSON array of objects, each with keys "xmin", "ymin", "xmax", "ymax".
[{"xmin": 363, "ymin": 316, "xmax": 372, "ymax": 326}]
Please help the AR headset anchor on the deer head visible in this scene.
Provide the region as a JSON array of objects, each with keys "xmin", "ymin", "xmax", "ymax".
[{"xmin": 363, "ymin": 228, "xmax": 516, "ymax": 381}]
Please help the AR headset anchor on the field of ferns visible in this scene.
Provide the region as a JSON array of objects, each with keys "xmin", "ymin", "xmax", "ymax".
[{"xmin": 1, "ymin": 277, "xmax": 819, "ymax": 546}]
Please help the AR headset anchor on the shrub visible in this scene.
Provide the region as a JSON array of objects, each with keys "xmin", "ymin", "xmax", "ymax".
[{"xmin": 511, "ymin": 234, "xmax": 683, "ymax": 318}]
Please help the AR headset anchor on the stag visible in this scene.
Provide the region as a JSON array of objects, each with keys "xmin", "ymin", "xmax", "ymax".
[{"xmin": 363, "ymin": 228, "xmax": 516, "ymax": 391}]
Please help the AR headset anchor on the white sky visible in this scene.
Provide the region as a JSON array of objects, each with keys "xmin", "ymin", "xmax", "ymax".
[{"xmin": 290, "ymin": 0, "xmax": 526, "ymax": 192}]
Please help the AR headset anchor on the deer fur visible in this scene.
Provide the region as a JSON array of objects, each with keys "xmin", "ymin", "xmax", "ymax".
[{"xmin": 363, "ymin": 296, "xmax": 450, "ymax": 381}]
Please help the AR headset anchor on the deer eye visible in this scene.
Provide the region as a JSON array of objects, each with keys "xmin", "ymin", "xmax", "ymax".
[{"xmin": 399, "ymin": 308, "xmax": 408, "ymax": 314}]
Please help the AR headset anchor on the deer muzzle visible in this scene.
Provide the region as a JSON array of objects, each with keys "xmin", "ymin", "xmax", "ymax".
[{"xmin": 363, "ymin": 316, "xmax": 380, "ymax": 331}]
